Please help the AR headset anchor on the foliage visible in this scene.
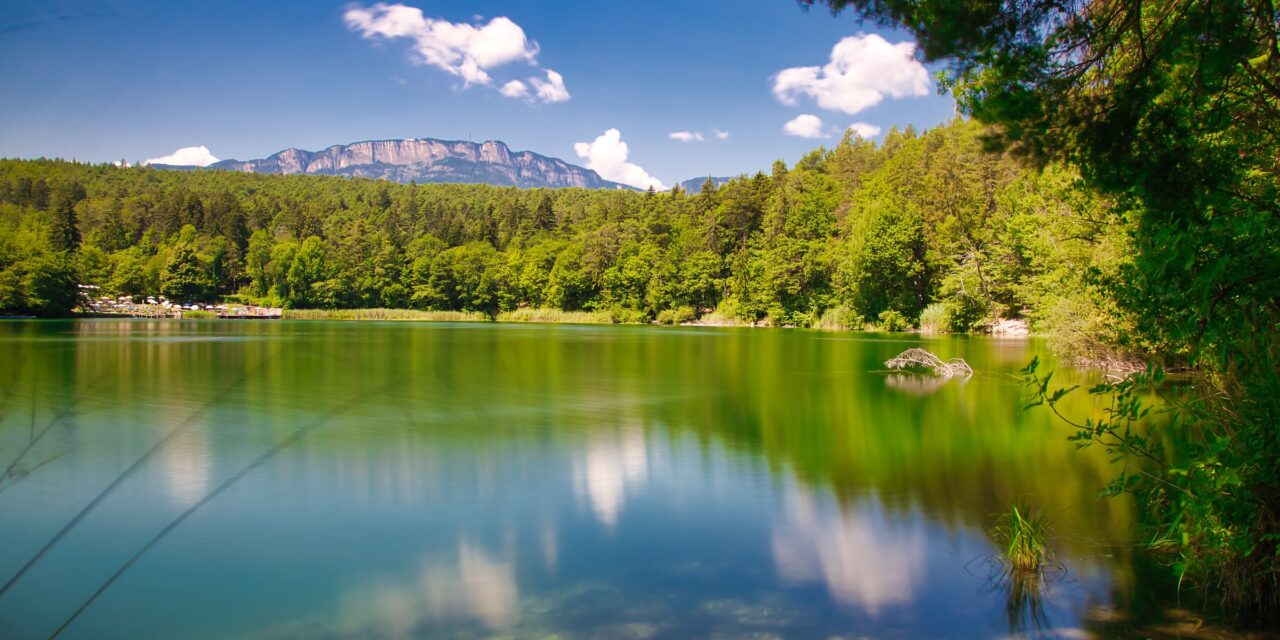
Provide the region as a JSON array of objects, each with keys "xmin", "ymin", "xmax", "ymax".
[
  {"xmin": 159, "ymin": 234, "xmax": 215, "ymax": 302},
  {"xmin": 655, "ymin": 306, "xmax": 696, "ymax": 325},
  {"xmin": 1023, "ymin": 358, "xmax": 1274, "ymax": 609},
  {"xmin": 0, "ymin": 120, "xmax": 1128, "ymax": 325},
  {"xmin": 806, "ymin": 0, "xmax": 1280, "ymax": 613},
  {"xmin": 918, "ymin": 302, "xmax": 946, "ymax": 333},
  {"xmin": 876, "ymin": 309, "xmax": 911, "ymax": 332}
]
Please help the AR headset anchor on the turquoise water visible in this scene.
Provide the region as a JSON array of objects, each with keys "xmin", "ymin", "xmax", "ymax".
[{"xmin": 0, "ymin": 320, "xmax": 1140, "ymax": 638}]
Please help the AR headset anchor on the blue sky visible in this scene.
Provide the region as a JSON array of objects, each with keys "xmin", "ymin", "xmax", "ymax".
[{"xmin": 0, "ymin": 0, "xmax": 955, "ymax": 188}]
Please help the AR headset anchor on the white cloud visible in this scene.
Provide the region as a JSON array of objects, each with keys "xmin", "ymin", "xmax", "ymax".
[
  {"xmin": 783, "ymin": 114, "xmax": 828, "ymax": 139},
  {"xmin": 574, "ymin": 129, "xmax": 666, "ymax": 191},
  {"xmin": 499, "ymin": 79, "xmax": 528, "ymax": 98},
  {"xmin": 668, "ymin": 131, "xmax": 704, "ymax": 143},
  {"xmin": 529, "ymin": 69, "xmax": 570, "ymax": 103},
  {"xmin": 713, "ymin": 128, "xmax": 730, "ymax": 140},
  {"xmin": 773, "ymin": 33, "xmax": 931, "ymax": 115},
  {"xmin": 144, "ymin": 145, "xmax": 219, "ymax": 167},
  {"xmin": 344, "ymin": 3, "xmax": 539, "ymax": 87},
  {"xmin": 848, "ymin": 122, "xmax": 882, "ymax": 138}
]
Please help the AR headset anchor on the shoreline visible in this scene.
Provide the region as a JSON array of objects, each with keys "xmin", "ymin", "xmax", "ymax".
[{"xmin": 60, "ymin": 306, "xmax": 1042, "ymax": 335}]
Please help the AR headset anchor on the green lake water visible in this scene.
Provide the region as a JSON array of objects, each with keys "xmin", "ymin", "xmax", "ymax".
[{"xmin": 0, "ymin": 320, "xmax": 1152, "ymax": 638}]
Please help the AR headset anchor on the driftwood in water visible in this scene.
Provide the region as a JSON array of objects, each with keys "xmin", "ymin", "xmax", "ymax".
[{"xmin": 885, "ymin": 348, "xmax": 973, "ymax": 378}]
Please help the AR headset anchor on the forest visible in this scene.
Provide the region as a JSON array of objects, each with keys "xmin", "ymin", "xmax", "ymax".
[{"xmin": 0, "ymin": 119, "xmax": 1135, "ymax": 357}]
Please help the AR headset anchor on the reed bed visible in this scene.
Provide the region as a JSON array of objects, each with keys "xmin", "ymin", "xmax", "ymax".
[
  {"xmin": 282, "ymin": 308, "xmax": 490, "ymax": 322},
  {"xmin": 495, "ymin": 308, "xmax": 613, "ymax": 324}
]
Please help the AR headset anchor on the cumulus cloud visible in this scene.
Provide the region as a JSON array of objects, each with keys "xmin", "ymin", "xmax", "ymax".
[
  {"xmin": 345, "ymin": 3, "xmax": 553, "ymax": 93},
  {"xmin": 773, "ymin": 33, "xmax": 931, "ymax": 115},
  {"xmin": 529, "ymin": 69, "xmax": 570, "ymax": 103},
  {"xmin": 713, "ymin": 128, "xmax": 730, "ymax": 140},
  {"xmin": 499, "ymin": 79, "xmax": 528, "ymax": 98},
  {"xmin": 574, "ymin": 129, "xmax": 665, "ymax": 191},
  {"xmin": 668, "ymin": 131, "xmax": 704, "ymax": 143},
  {"xmin": 144, "ymin": 145, "xmax": 219, "ymax": 167},
  {"xmin": 848, "ymin": 122, "xmax": 882, "ymax": 138},
  {"xmin": 783, "ymin": 114, "xmax": 828, "ymax": 139}
]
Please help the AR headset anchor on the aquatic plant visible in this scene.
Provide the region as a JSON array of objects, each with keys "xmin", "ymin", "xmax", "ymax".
[{"xmin": 995, "ymin": 504, "xmax": 1051, "ymax": 574}]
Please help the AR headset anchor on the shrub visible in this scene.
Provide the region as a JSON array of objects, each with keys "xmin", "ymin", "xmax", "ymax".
[
  {"xmin": 812, "ymin": 306, "xmax": 863, "ymax": 331},
  {"xmin": 655, "ymin": 306, "xmax": 696, "ymax": 325},
  {"xmin": 943, "ymin": 291, "xmax": 988, "ymax": 332},
  {"xmin": 877, "ymin": 309, "xmax": 912, "ymax": 332},
  {"xmin": 607, "ymin": 306, "xmax": 649, "ymax": 324}
]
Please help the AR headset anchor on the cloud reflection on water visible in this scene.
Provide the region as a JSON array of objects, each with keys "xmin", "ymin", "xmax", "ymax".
[
  {"xmin": 771, "ymin": 487, "xmax": 926, "ymax": 616},
  {"xmin": 334, "ymin": 539, "xmax": 519, "ymax": 637},
  {"xmin": 573, "ymin": 428, "xmax": 648, "ymax": 529}
]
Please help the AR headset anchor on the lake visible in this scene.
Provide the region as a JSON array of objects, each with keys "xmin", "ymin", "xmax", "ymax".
[{"xmin": 0, "ymin": 320, "xmax": 1151, "ymax": 638}]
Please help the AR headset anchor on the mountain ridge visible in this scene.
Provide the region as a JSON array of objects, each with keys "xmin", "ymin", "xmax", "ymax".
[{"xmin": 196, "ymin": 137, "xmax": 633, "ymax": 190}]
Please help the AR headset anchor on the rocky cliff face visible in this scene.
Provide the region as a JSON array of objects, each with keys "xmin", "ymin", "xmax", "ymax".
[
  {"xmin": 208, "ymin": 138, "xmax": 629, "ymax": 190},
  {"xmin": 678, "ymin": 176, "xmax": 733, "ymax": 194}
]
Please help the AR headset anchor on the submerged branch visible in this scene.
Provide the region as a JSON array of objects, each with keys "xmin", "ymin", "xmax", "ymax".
[{"xmin": 885, "ymin": 348, "xmax": 974, "ymax": 378}]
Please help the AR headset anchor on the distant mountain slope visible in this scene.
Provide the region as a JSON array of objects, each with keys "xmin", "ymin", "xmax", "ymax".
[
  {"xmin": 202, "ymin": 138, "xmax": 632, "ymax": 190},
  {"xmin": 679, "ymin": 176, "xmax": 733, "ymax": 194}
]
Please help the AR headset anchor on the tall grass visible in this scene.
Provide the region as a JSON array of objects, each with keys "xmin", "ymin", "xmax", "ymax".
[
  {"xmin": 918, "ymin": 302, "xmax": 947, "ymax": 333},
  {"xmin": 689, "ymin": 311, "xmax": 751, "ymax": 327},
  {"xmin": 994, "ymin": 503, "xmax": 1051, "ymax": 573},
  {"xmin": 811, "ymin": 306, "xmax": 862, "ymax": 331},
  {"xmin": 495, "ymin": 308, "xmax": 613, "ymax": 324},
  {"xmin": 282, "ymin": 308, "xmax": 490, "ymax": 322}
]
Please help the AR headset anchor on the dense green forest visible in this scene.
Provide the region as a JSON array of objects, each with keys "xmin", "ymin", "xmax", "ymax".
[
  {"xmin": 799, "ymin": 0, "xmax": 1278, "ymax": 618},
  {"xmin": 0, "ymin": 119, "xmax": 1134, "ymax": 351}
]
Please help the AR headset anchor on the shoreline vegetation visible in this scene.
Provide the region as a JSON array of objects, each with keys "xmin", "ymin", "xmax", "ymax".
[
  {"xmin": 0, "ymin": 118, "xmax": 1143, "ymax": 368},
  {"xmin": 797, "ymin": 0, "xmax": 1279, "ymax": 619},
  {"xmin": 73, "ymin": 305, "xmax": 1041, "ymax": 336}
]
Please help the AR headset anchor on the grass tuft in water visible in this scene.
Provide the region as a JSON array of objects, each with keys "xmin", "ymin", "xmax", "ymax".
[{"xmin": 994, "ymin": 503, "xmax": 1051, "ymax": 573}]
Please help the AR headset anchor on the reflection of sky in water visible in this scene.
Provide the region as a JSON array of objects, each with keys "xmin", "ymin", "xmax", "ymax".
[
  {"xmin": 0, "ymin": 321, "xmax": 1128, "ymax": 639},
  {"xmin": 771, "ymin": 488, "xmax": 926, "ymax": 617}
]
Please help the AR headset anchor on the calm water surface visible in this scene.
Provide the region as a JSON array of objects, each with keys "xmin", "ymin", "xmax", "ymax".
[{"xmin": 0, "ymin": 320, "xmax": 1145, "ymax": 639}]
